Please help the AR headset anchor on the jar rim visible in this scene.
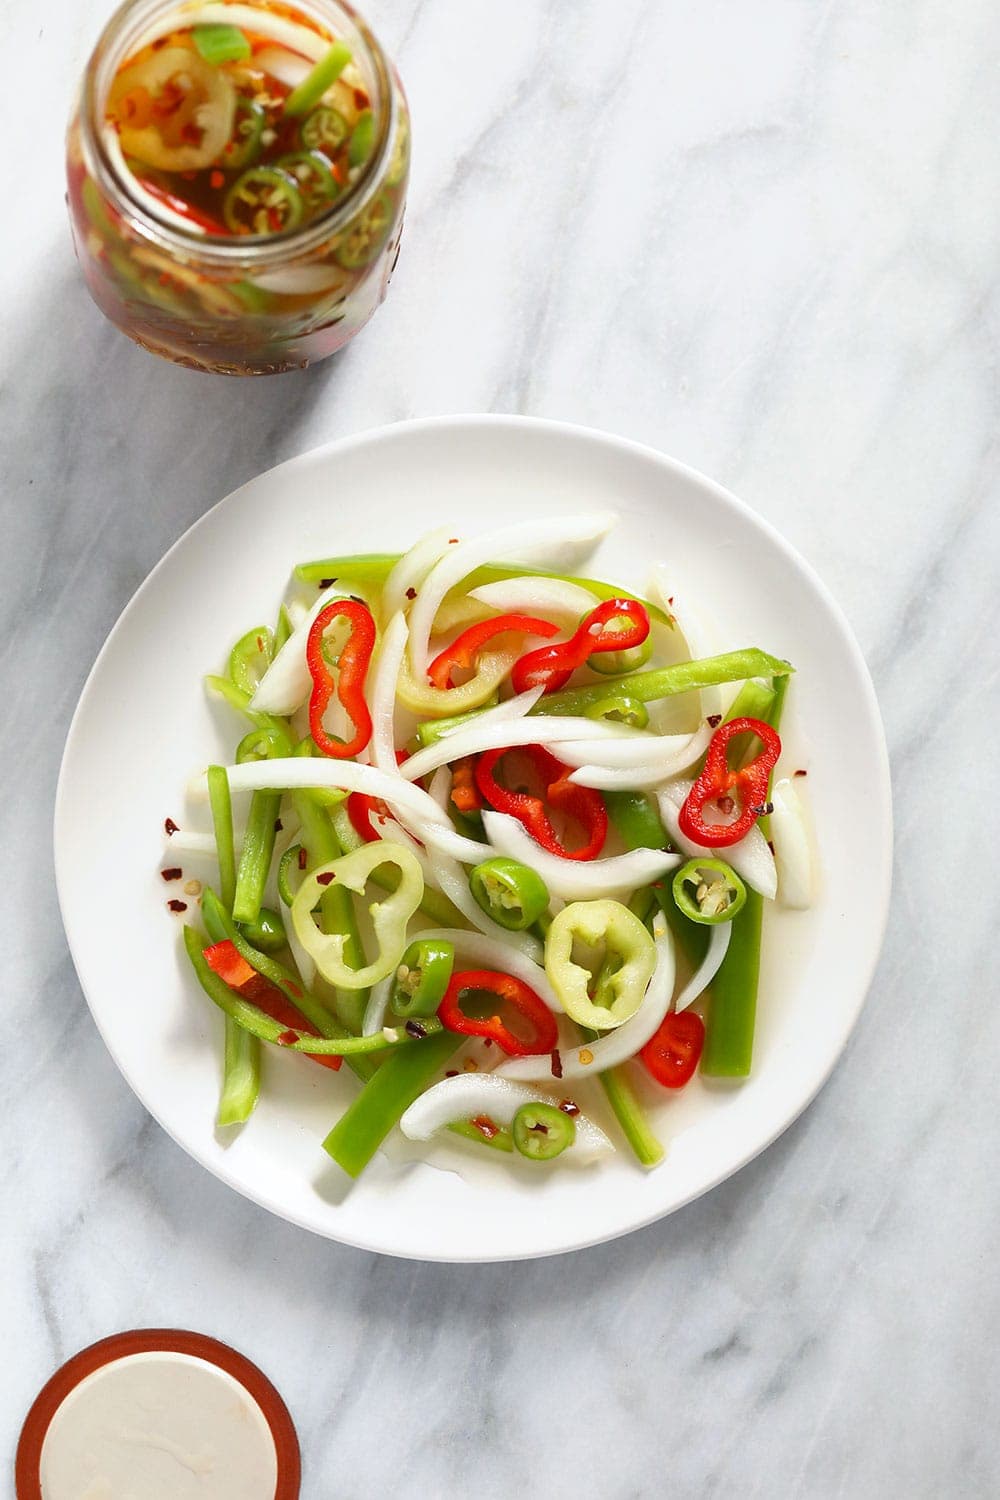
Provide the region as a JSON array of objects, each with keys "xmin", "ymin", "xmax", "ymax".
[{"xmin": 78, "ymin": 0, "xmax": 396, "ymax": 266}]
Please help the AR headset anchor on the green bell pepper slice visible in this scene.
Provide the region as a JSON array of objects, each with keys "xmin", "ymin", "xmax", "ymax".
[
  {"xmin": 512, "ymin": 1102, "xmax": 576, "ymax": 1161},
  {"xmin": 391, "ymin": 939, "xmax": 455, "ymax": 1018},
  {"xmin": 291, "ymin": 841, "xmax": 423, "ymax": 989},
  {"xmin": 469, "ymin": 857, "xmax": 549, "ymax": 932},
  {"xmin": 545, "ymin": 899, "xmax": 657, "ymax": 1030},
  {"xmin": 673, "ymin": 858, "xmax": 747, "ymax": 924}
]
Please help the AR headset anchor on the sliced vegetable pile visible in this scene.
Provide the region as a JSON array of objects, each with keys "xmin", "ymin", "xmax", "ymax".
[{"xmin": 169, "ymin": 513, "xmax": 815, "ymax": 1178}]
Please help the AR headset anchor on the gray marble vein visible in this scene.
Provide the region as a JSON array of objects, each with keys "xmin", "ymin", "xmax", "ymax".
[{"xmin": 3, "ymin": 0, "xmax": 999, "ymax": 1494}]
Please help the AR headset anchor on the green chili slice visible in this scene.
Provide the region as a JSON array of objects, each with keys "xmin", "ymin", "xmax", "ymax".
[
  {"xmin": 347, "ymin": 108, "xmax": 375, "ymax": 167},
  {"xmin": 390, "ymin": 939, "xmax": 455, "ymax": 1018},
  {"xmin": 587, "ymin": 631, "xmax": 653, "ymax": 677},
  {"xmin": 584, "ymin": 693, "xmax": 649, "ymax": 729},
  {"xmin": 673, "ymin": 858, "xmax": 747, "ymax": 925},
  {"xmin": 469, "ymin": 857, "xmax": 549, "ymax": 932},
  {"xmin": 333, "ymin": 192, "xmax": 393, "ymax": 267},
  {"xmin": 512, "ymin": 1102, "xmax": 576, "ymax": 1161},
  {"xmin": 224, "ymin": 166, "xmax": 304, "ymax": 235},
  {"xmin": 228, "ymin": 626, "xmax": 273, "ymax": 696},
  {"xmin": 301, "ymin": 104, "xmax": 350, "ymax": 152},
  {"xmin": 276, "ymin": 151, "xmax": 339, "ymax": 211},
  {"xmin": 222, "ymin": 97, "xmax": 266, "ymax": 171}
]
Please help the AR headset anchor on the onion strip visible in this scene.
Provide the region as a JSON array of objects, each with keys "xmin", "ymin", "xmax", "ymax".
[
  {"xmin": 399, "ymin": 1075, "xmax": 614, "ymax": 1159},
  {"xmin": 482, "ymin": 811, "xmax": 678, "ymax": 901}
]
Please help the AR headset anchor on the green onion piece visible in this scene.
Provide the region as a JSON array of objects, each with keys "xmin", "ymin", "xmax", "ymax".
[
  {"xmin": 701, "ymin": 677, "xmax": 787, "ymax": 1078},
  {"xmin": 232, "ymin": 791, "xmax": 280, "ymax": 926},
  {"xmin": 347, "ymin": 109, "xmax": 375, "ymax": 167},
  {"xmin": 284, "ymin": 40, "xmax": 352, "ymax": 117},
  {"xmin": 531, "ymin": 649, "xmax": 793, "ymax": 718},
  {"xmin": 323, "ymin": 1032, "xmax": 460, "ymax": 1177},
  {"xmin": 207, "ymin": 765, "xmax": 236, "ymax": 911},
  {"xmin": 193, "ymin": 22, "xmax": 251, "ymax": 64},
  {"xmin": 200, "ymin": 896, "xmax": 260, "ymax": 1125}
]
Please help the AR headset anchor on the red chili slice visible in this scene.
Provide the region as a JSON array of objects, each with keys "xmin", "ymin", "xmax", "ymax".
[
  {"xmin": 640, "ymin": 1011, "xmax": 705, "ymax": 1088},
  {"xmin": 511, "ymin": 598, "xmax": 650, "ymax": 695},
  {"xmin": 474, "ymin": 743, "xmax": 607, "ymax": 860},
  {"xmin": 438, "ymin": 969, "xmax": 558, "ymax": 1057},
  {"xmin": 677, "ymin": 717, "xmax": 781, "ymax": 848},
  {"xmin": 427, "ymin": 613, "xmax": 559, "ymax": 690},
  {"xmin": 306, "ymin": 599, "xmax": 377, "ymax": 759}
]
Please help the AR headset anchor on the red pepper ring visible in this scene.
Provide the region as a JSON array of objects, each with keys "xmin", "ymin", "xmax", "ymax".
[
  {"xmin": 677, "ymin": 716, "xmax": 782, "ymax": 848},
  {"xmin": 640, "ymin": 1010, "xmax": 705, "ymax": 1088},
  {"xmin": 511, "ymin": 597, "xmax": 651, "ymax": 695},
  {"xmin": 347, "ymin": 749, "xmax": 411, "ymax": 843},
  {"xmin": 204, "ymin": 940, "xmax": 343, "ymax": 1072},
  {"xmin": 426, "ymin": 613, "xmax": 560, "ymax": 690},
  {"xmin": 474, "ymin": 743, "xmax": 607, "ymax": 861},
  {"xmin": 438, "ymin": 968, "xmax": 559, "ymax": 1057},
  {"xmin": 306, "ymin": 599, "xmax": 377, "ymax": 759}
]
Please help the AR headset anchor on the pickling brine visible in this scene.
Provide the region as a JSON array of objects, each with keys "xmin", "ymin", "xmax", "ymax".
[{"xmin": 66, "ymin": 0, "xmax": 409, "ymax": 374}]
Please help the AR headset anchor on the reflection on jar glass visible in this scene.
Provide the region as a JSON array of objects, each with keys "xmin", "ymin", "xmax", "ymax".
[{"xmin": 66, "ymin": 0, "xmax": 410, "ymax": 375}]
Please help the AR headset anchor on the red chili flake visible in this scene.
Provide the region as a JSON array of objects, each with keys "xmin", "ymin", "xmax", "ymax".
[
  {"xmin": 298, "ymin": 848, "xmax": 308, "ymax": 870},
  {"xmin": 160, "ymin": 867, "xmax": 183, "ymax": 882},
  {"xmin": 274, "ymin": 818, "xmax": 284, "ymax": 833},
  {"xmin": 795, "ymin": 769, "xmax": 808, "ymax": 777},
  {"xmin": 256, "ymin": 634, "xmax": 264, "ymax": 652},
  {"xmin": 167, "ymin": 899, "xmax": 188, "ymax": 913},
  {"xmin": 445, "ymin": 1070, "xmax": 459, "ymax": 1078},
  {"xmin": 316, "ymin": 871, "xmax": 336, "ymax": 886},
  {"xmin": 318, "ymin": 577, "xmax": 337, "ymax": 588},
  {"xmin": 405, "ymin": 1020, "xmax": 428, "ymax": 1039},
  {"xmin": 482, "ymin": 1038, "xmax": 493, "ymax": 1048},
  {"xmin": 405, "ymin": 587, "xmax": 417, "ymax": 600},
  {"xmin": 559, "ymin": 1099, "xmax": 581, "ymax": 1117},
  {"xmin": 353, "ymin": 87, "xmax": 370, "ymax": 109},
  {"xmin": 471, "ymin": 1114, "xmax": 499, "ymax": 1140},
  {"xmin": 707, "ymin": 714, "xmax": 722, "ymax": 728},
  {"xmin": 448, "ymin": 538, "xmax": 459, "ymax": 544},
  {"xmin": 164, "ymin": 817, "xmax": 179, "ymax": 836},
  {"xmin": 276, "ymin": 1029, "xmax": 300, "ymax": 1046},
  {"xmin": 152, "ymin": 35, "xmax": 167, "ymax": 48},
  {"xmin": 668, "ymin": 596, "xmax": 675, "ymax": 606},
  {"xmin": 287, "ymin": 983, "xmax": 303, "ymax": 999},
  {"xmin": 210, "ymin": 170, "xmax": 225, "ymax": 190},
  {"xmin": 550, "ymin": 1049, "xmax": 563, "ymax": 1079}
]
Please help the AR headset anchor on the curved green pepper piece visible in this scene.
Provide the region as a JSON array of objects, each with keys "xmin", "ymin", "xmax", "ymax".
[
  {"xmin": 587, "ymin": 623, "xmax": 653, "ymax": 677},
  {"xmin": 584, "ymin": 693, "xmax": 650, "ymax": 730},
  {"xmin": 545, "ymin": 899, "xmax": 657, "ymax": 1030},
  {"xmin": 512, "ymin": 1102, "xmax": 576, "ymax": 1160},
  {"xmin": 391, "ymin": 939, "xmax": 455, "ymax": 1018},
  {"xmin": 673, "ymin": 857, "xmax": 747, "ymax": 924},
  {"xmin": 291, "ymin": 841, "xmax": 423, "ymax": 989},
  {"xmin": 469, "ymin": 857, "xmax": 549, "ymax": 932},
  {"xmin": 239, "ymin": 905, "xmax": 286, "ymax": 953},
  {"xmin": 228, "ymin": 626, "xmax": 274, "ymax": 696}
]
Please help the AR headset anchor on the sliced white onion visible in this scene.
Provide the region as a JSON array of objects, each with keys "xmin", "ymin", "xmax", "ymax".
[
  {"xmin": 770, "ymin": 778, "xmax": 814, "ymax": 909},
  {"xmin": 482, "ymin": 811, "xmax": 678, "ymax": 901},
  {"xmin": 407, "ymin": 513, "xmax": 618, "ymax": 676},
  {"xmin": 134, "ymin": 5, "xmax": 330, "ymax": 58},
  {"xmin": 223, "ymin": 758, "xmax": 456, "ymax": 833},
  {"xmin": 499, "ymin": 914, "xmax": 676, "ymax": 1081},
  {"xmin": 248, "ymin": 45, "xmax": 311, "ymax": 88},
  {"xmin": 363, "ymin": 975, "xmax": 394, "ymax": 1036},
  {"xmin": 657, "ymin": 781, "xmax": 777, "ymax": 900},
  {"xmin": 417, "ymin": 928, "xmax": 560, "ymax": 1010},
  {"xmin": 401, "ymin": 713, "xmax": 631, "ymax": 784},
  {"xmin": 280, "ymin": 890, "xmax": 317, "ymax": 990},
  {"xmin": 251, "ymin": 585, "xmax": 356, "ymax": 715},
  {"xmin": 399, "ymin": 1075, "xmax": 614, "ymax": 1160},
  {"xmin": 249, "ymin": 265, "xmax": 348, "ymax": 296},
  {"xmin": 561, "ymin": 724, "xmax": 714, "ymax": 790},
  {"xmin": 370, "ymin": 611, "xmax": 408, "ymax": 773},
  {"xmin": 468, "ymin": 577, "xmax": 598, "ymax": 622},
  {"xmin": 648, "ymin": 567, "xmax": 724, "ymax": 723},
  {"xmin": 383, "ymin": 528, "xmax": 456, "ymax": 622},
  {"xmin": 673, "ymin": 921, "xmax": 732, "ymax": 1013},
  {"xmin": 163, "ymin": 829, "xmax": 217, "ymax": 857}
]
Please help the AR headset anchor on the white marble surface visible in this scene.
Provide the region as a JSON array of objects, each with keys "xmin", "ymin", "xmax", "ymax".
[{"xmin": 2, "ymin": 0, "xmax": 998, "ymax": 1493}]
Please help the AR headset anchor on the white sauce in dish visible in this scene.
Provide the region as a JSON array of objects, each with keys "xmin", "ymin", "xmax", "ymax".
[{"xmin": 38, "ymin": 1351, "xmax": 278, "ymax": 1499}]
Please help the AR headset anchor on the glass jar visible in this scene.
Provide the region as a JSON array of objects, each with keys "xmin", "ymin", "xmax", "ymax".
[{"xmin": 66, "ymin": 0, "xmax": 409, "ymax": 375}]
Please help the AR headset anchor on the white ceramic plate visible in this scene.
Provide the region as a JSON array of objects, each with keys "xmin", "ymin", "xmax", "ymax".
[{"xmin": 55, "ymin": 417, "xmax": 891, "ymax": 1262}]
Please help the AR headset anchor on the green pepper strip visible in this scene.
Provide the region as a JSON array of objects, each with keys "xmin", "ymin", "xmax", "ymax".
[
  {"xmin": 701, "ymin": 676, "xmax": 787, "ymax": 1078},
  {"xmin": 202, "ymin": 891, "xmax": 260, "ymax": 1126},
  {"xmin": 274, "ymin": 604, "xmax": 294, "ymax": 652},
  {"xmin": 283, "ymin": 40, "xmax": 352, "ymax": 117},
  {"xmin": 531, "ymin": 649, "xmax": 793, "ymax": 718},
  {"xmin": 231, "ymin": 732, "xmax": 284, "ymax": 928},
  {"xmin": 293, "ymin": 556, "xmax": 673, "ymax": 627},
  {"xmin": 322, "ymin": 1032, "xmax": 460, "ymax": 1178},
  {"xmin": 185, "ymin": 923, "xmax": 436, "ymax": 1054},
  {"xmin": 448, "ymin": 1119, "xmax": 514, "ymax": 1153},
  {"xmin": 291, "ymin": 790, "xmax": 369, "ymax": 1034},
  {"xmin": 207, "ymin": 765, "xmax": 237, "ymax": 912},
  {"xmin": 584, "ymin": 1029, "xmax": 665, "ymax": 1168}
]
